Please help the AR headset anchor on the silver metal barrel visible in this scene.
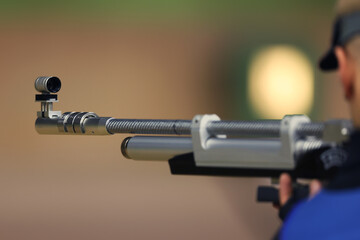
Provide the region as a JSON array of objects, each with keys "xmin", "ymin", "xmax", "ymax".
[
  {"xmin": 106, "ymin": 119, "xmax": 325, "ymax": 137},
  {"xmin": 36, "ymin": 115, "xmax": 327, "ymax": 137}
]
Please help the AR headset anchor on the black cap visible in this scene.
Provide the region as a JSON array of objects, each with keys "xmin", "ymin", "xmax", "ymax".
[{"xmin": 319, "ymin": 12, "xmax": 360, "ymax": 71}]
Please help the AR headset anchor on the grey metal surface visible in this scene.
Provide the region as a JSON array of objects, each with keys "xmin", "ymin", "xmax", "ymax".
[
  {"xmin": 322, "ymin": 119, "xmax": 353, "ymax": 143},
  {"xmin": 106, "ymin": 119, "xmax": 192, "ymax": 135},
  {"xmin": 35, "ymin": 118, "xmax": 63, "ymax": 134},
  {"xmin": 207, "ymin": 120, "xmax": 281, "ymax": 137},
  {"xmin": 298, "ymin": 123, "xmax": 324, "ymax": 138},
  {"xmin": 83, "ymin": 117, "xmax": 113, "ymax": 135},
  {"xmin": 198, "ymin": 138, "xmax": 285, "ymax": 168},
  {"xmin": 122, "ymin": 136, "xmax": 193, "ymax": 160}
]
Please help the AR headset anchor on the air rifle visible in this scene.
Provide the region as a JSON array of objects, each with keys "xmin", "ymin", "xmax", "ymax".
[{"xmin": 34, "ymin": 76, "xmax": 352, "ymax": 203}]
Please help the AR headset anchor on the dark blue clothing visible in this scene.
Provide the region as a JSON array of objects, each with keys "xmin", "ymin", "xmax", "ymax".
[
  {"xmin": 281, "ymin": 188, "xmax": 360, "ymax": 239},
  {"xmin": 280, "ymin": 131, "xmax": 360, "ymax": 240}
]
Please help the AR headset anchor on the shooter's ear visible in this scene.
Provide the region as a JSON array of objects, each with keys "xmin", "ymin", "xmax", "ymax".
[{"xmin": 335, "ymin": 46, "xmax": 356, "ymax": 100}]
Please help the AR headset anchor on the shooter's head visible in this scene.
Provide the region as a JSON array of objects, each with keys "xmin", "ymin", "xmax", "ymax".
[
  {"xmin": 35, "ymin": 76, "xmax": 61, "ymax": 94},
  {"xmin": 320, "ymin": 0, "xmax": 360, "ymax": 127}
]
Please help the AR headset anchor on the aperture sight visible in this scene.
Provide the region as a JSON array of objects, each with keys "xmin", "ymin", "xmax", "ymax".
[
  {"xmin": 35, "ymin": 76, "xmax": 62, "ymax": 118},
  {"xmin": 35, "ymin": 76, "xmax": 61, "ymax": 94}
]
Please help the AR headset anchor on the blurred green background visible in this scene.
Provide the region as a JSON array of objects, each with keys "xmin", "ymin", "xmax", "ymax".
[{"xmin": 0, "ymin": 0, "xmax": 334, "ymax": 19}]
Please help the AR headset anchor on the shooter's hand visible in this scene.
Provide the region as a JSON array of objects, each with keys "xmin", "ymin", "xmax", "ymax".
[{"xmin": 276, "ymin": 173, "xmax": 322, "ymax": 220}]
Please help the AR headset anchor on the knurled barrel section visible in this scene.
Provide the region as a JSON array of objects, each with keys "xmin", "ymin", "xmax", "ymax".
[
  {"xmin": 106, "ymin": 119, "xmax": 192, "ymax": 135},
  {"xmin": 297, "ymin": 123, "xmax": 324, "ymax": 138},
  {"xmin": 106, "ymin": 118, "xmax": 325, "ymax": 137},
  {"xmin": 207, "ymin": 120, "xmax": 281, "ymax": 137}
]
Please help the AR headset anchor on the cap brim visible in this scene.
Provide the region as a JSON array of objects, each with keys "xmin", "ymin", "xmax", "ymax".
[{"xmin": 319, "ymin": 49, "xmax": 338, "ymax": 71}]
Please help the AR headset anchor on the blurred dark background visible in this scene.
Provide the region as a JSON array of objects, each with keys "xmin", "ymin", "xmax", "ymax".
[{"xmin": 0, "ymin": 0, "xmax": 349, "ymax": 239}]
